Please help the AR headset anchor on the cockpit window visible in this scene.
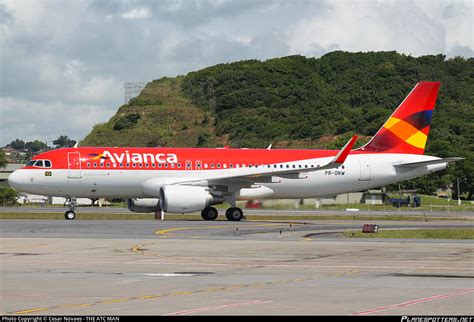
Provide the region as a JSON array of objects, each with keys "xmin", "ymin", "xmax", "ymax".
[{"xmin": 26, "ymin": 159, "xmax": 52, "ymax": 168}]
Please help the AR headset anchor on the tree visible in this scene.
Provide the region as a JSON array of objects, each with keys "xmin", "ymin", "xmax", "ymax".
[
  {"xmin": 52, "ymin": 135, "xmax": 76, "ymax": 148},
  {"xmin": 0, "ymin": 186, "xmax": 18, "ymax": 206},
  {"xmin": 0, "ymin": 150, "xmax": 7, "ymax": 168},
  {"xmin": 25, "ymin": 140, "xmax": 47, "ymax": 152},
  {"xmin": 9, "ymin": 139, "xmax": 26, "ymax": 150}
]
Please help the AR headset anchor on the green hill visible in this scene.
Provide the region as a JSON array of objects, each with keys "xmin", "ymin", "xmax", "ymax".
[
  {"xmin": 81, "ymin": 51, "xmax": 473, "ymax": 198},
  {"xmin": 81, "ymin": 77, "xmax": 219, "ymax": 148}
]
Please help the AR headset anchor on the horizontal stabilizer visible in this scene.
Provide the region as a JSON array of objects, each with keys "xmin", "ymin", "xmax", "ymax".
[{"xmin": 394, "ymin": 157, "xmax": 464, "ymax": 168}]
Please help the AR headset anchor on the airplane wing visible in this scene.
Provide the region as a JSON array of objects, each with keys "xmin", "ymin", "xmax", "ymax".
[
  {"xmin": 173, "ymin": 135, "xmax": 358, "ymax": 190},
  {"xmin": 394, "ymin": 157, "xmax": 464, "ymax": 168},
  {"xmin": 247, "ymin": 135, "xmax": 358, "ymax": 177}
]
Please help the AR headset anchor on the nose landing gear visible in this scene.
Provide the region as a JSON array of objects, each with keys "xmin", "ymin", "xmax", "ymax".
[{"xmin": 64, "ymin": 197, "xmax": 77, "ymax": 220}]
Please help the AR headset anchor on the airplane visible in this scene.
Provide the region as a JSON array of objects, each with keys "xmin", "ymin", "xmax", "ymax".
[{"xmin": 8, "ymin": 81, "xmax": 463, "ymax": 221}]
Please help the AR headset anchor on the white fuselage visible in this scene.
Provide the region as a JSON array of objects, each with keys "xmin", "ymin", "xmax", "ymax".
[{"xmin": 8, "ymin": 154, "xmax": 446, "ymax": 200}]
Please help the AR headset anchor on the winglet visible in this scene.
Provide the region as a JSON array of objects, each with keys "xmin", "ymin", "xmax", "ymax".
[{"xmin": 332, "ymin": 135, "xmax": 358, "ymax": 164}]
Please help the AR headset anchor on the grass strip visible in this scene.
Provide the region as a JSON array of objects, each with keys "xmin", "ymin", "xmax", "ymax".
[
  {"xmin": 0, "ymin": 212, "xmax": 469, "ymax": 221},
  {"xmin": 343, "ymin": 228, "xmax": 474, "ymax": 239}
]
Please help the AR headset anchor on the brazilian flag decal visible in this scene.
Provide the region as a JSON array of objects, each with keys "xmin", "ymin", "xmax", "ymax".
[{"xmin": 45, "ymin": 171, "xmax": 52, "ymax": 177}]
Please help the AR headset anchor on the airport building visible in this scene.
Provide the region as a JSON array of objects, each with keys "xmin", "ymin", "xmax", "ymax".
[{"xmin": 0, "ymin": 164, "xmax": 23, "ymax": 186}]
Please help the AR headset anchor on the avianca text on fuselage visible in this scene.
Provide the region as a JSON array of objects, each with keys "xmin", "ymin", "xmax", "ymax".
[
  {"xmin": 7, "ymin": 81, "xmax": 463, "ymax": 221},
  {"xmin": 95, "ymin": 151, "xmax": 178, "ymax": 165}
]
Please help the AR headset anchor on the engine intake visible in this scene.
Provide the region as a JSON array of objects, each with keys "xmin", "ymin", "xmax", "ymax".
[
  {"xmin": 127, "ymin": 198, "xmax": 160, "ymax": 213},
  {"xmin": 159, "ymin": 185, "xmax": 223, "ymax": 213}
]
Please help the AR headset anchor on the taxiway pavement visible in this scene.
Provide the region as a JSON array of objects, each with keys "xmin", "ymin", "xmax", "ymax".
[{"xmin": 1, "ymin": 219, "xmax": 473, "ymax": 315}]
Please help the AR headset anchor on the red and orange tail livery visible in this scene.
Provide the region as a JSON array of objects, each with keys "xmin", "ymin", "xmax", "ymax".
[{"xmin": 360, "ymin": 81, "xmax": 440, "ymax": 155}]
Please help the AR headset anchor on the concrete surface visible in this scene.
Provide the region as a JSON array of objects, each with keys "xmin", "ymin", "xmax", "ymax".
[{"xmin": 0, "ymin": 219, "xmax": 473, "ymax": 315}]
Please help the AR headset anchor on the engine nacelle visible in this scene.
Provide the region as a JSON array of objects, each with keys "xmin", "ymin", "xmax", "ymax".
[
  {"xmin": 127, "ymin": 198, "xmax": 160, "ymax": 213},
  {"xmin": 159, "ymin": 185, "xmax": 223, "ymax": 213}
]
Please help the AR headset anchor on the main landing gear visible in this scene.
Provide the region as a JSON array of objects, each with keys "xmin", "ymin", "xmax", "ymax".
[
  {"xmin": 64, "ymin": 197, "xmax": 77, "ymax": 220},
  {"xmin": 200, "ymin": 206, "xmax": 244, "ymax": 221},
  {"xmin": 201, "ymin": 207, "xmax": 218, "ymax": 221},
  {"xmin": 225, "ymin": 207, "xmax": 244, "ymax": 221}
]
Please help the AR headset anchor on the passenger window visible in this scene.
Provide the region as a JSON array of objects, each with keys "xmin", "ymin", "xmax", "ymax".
[
  {"xmin": 158, "ymin": 163, "xmax": 162, "ymax": 168},
  {"xmin": 177, "ymin": 163, "xmax": 181, "ymax": 168},
  {"xmin": 217, "ymin": 164, "xmax": 221, "ymax": 168},
  {"xmin": 171, "ymin": 163, "xmax": 175, "ymax": 168},
  {"xmin": 211, "ymin": 164, "xmax": 214, "ymax": 168},
  {"xmin": 230, "ymin": 164, "xmax": 233, "ymax": 168},
  {"xmin": 126, "ymin": 163, "xmax": 130, "ymax": 167},
  {"xmin": 132, "ymin": 163, "xmax": 136, "ymax": 168},
  {"xmin": 93, "ymin": 162, "xmax": 97, "ymax": 167},
  {"xmin": 165, "ymin": 164, "xmax": 168, "ymax": 168},
  {"xmin": 87, "ymin": 162, "xmax": 91, "ymax": 168},
  {"xmin": 119, "ymin": 163, "xmax": 123, "ymax": 167}
]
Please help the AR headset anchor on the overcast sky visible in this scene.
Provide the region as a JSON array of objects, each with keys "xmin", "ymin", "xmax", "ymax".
[{"xmin": 0, "ymin": 0, "xmax": 472, "ymax": 146}]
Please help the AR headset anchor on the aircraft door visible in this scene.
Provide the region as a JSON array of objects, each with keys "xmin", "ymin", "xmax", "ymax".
[
  {"xmin": 67, "ymin": 152, "xmax": 82, "ymax": 179},
  {"xmin": 358, "ymin": 155, "xmax": 371, "ymax": 181}
]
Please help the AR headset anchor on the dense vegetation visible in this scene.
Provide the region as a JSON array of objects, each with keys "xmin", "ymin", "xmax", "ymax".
[{"xmin": 81, "ymin": 51, "xmax": 473, "ymax": 198}]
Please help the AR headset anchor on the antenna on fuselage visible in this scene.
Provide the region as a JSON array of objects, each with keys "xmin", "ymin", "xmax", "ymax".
[
  {"xmin": 267, "ymin": 144, "xmax": 272, "ymax": 150},
  {"xmin": 73, "ymin": 141, "xmax": 79, "ymax": 148}
]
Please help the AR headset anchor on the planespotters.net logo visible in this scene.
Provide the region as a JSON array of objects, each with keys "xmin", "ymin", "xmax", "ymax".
[
  {"xmin": 88, "ymin": 151, "xmax": 178, "ymax": 165},
  {"xmin": 401, "ymin": 317, "xmax": 473, "ymax": 322}
]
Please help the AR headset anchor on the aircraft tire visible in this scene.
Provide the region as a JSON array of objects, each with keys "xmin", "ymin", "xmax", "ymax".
[
  {"xmin": 201, "ymin": 207, "xmax": 218, "ymax": 221},
  {"xmin": 225, "ymin": 207, "xmax": 243, "ymax": 221},
  {"xmin": 65, "ymin": 210, "xmax": 76, "ymax": 220}
]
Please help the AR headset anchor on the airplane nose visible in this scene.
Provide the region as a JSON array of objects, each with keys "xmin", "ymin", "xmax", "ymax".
[{"xmin": 8, "ymin": 170, "xmax": 24, "ymax": 190}]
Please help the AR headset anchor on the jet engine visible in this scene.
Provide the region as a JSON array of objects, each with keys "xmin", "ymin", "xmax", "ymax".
[
  {"xmin": 159, "ymin": 185, "xmax": 224, "ymax": 213},
  {"xmin": 127, "ymin": 198, "xmax": 160, "ymax": 213}
]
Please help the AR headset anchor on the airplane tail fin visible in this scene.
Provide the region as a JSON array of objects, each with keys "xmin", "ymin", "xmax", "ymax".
[{"xmin": 359, "ymin": 81, "xmax": 440, "ymax": 155}]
